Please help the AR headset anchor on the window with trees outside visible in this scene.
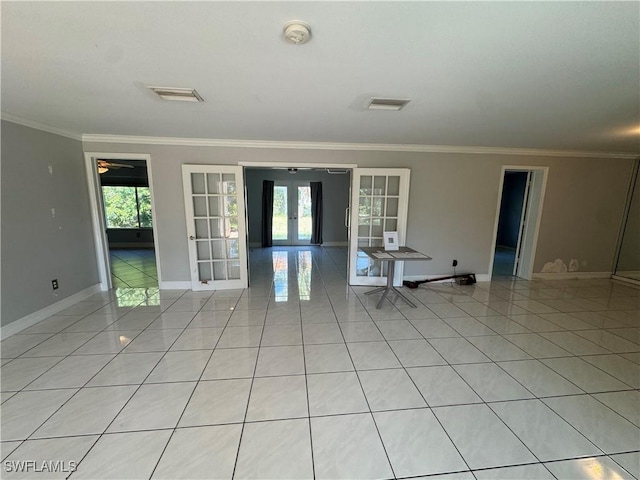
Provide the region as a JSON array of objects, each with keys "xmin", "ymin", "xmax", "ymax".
[{"xmin": 102, "ymin": 186, "xmax": 153, "ymax": 228}]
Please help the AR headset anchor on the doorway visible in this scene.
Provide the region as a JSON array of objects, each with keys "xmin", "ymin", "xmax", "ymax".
[
  {"xmin": 85, "ymin": 153, "xmax": 162, "ymax": 290},
  {"xmin": 490, "ymin": 166, "xmax": 548, "ymax": 280},
  {"xmin": 272, "ymin": 181, "xmax": 313, "ymax": 246}
]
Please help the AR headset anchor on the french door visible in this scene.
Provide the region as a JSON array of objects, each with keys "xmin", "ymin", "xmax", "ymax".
[
  {"xmin": 182, "ymin": 165, "xmax": 248, "ymax": 291},
  {"xmin": 272, "ymin": 181, "xmax": 312, "ymax": 246},
  {"xmin": 348, "ymin": 169, "xmax": 411, "ymax": 286}
]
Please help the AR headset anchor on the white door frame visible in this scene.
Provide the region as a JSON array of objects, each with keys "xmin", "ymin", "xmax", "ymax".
[
  {"xmin": 84, "ymin": 152, "xmax": 162, "ymax": 290},
  {"xmin": 488, "ymin": 165, "xmax": 548, "ymax": 280}
]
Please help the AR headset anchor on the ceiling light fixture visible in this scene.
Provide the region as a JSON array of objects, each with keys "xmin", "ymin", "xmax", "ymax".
[
  {"xmin": 283, "ymin": 20, "xmax": 311, "ymax": 45},
  {"xmin": 367, "ymin": 98, "xmax": 411, "ymax": 111},
  {"xmin": 148, "ymin": 86, "xmax": 204, "ymax": 102}
]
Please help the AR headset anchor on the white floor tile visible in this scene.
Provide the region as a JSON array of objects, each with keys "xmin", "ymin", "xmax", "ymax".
[
  {"xmin": 201, "ymin": 347, "xmax": 258, "ymax": 380},
  {"xmin": 358, "ymin": 368, "xmax": 426, "ymax": 411},
  {"xmin": 0, "ymin": 357, "xmax": 62, "ymax": 392},
  {"xmin": 3, "ymin": 435, "xmax": 98, "ymax": 479},
  {"xmin": 490, "ymin": 399, "xmax": 602, "ymax": 461},
  {"xmin": 179, "ymin": 379, "xmax": 251, "ymax": 427},
  {"xmin": 375, "ymin": 320, "xmax": 423, "ymax": 340},
  {"xmin": 539, "ymin": 331, "xmax": 610, "ymax": 355},
  {"xmin": 409, "ymin": 318, "xmax": 460, "ymax": 338},
  {"xmin": 170, "ymin": 327, "xmax": 223, "ymax": 350},
  {"xmin": 375, "ymin": 408, "xmax": 467, "ymax": 477},
  {"xmin": 434, "ymin": 403, "xmax": 537, "ymax": 469},
  {"xmin": 22, "ymin": 332, "xmax": 97, "ymax": 357},
  {"xmin": 543, "ymin": 395, "xmax": 640, "ymax": 454},
  {"xmin": 254, "ymin": 345, "xmax": 305, "ymax": 376},
  {"xmin": 454, "ymin": 363, "xmax": 534, "ymax": 402},
  {"xmin": 466, "ymin": 335, "xmax": 532, "ymax": 361},
  {"xmin": 544, "ymin": 456, "xmax": 636, "ymax": 480},
  {"xmin": 347, "ymin": 341, "xmax": 402, "ymax": 370},
  {"xmin": 592, "ymin": 390, "xmax": 640, "ymax": 427},
  {"xmin": 108, "ymin": 382, "xmax": 195, "ymax": 432},
  {"xmin": 32, "ymin": 385, "xmax": 137, "ymax": 438},
  {"xmin": 1, "ymin": 389, "xmax": 77, "ymax": 441},
  {"xmin": 246, "ymin": 375, "xmax": 308, "ymax": 421},
  {"xmin": 544, "ymin": 355, "xmax": 632, "ymax": 392},
  {"xmin": 234, "ymin": 418, "xmax": 313, "ymax": 479},
  {"xmin": 216, "ymin": 326, "xmax": 263, "ymax": 348},
  {"xmin": 71, "ymin": 430, "xmax": 172, "ymax": 479},
  {"xmin": 25, "ymin": 354, "xmax": 114, "ymax": 390},
  {"xmin": 474, "ymin": 464, "xmax": 555, "ymax": 479},
  {"xmin": 122, "ymin": 329, "xmax": 182, "ymax": 353},
  {"xmin": 152, "ymin": 424, "xmax": 242, "ymax": 479},
  {"xmin": 87, "ymin": 352, "xmax": 164, "ymax": 386},
  {"xmin": 146, "ymin": 350, "xmax": 211, "ymax": 383},
  {"xmin": 311, "ymin": 413, "xmax": 393, "ymax": 480},
  {"xmin": 260, "ymin": 324, "xmax": 303, "ymax": 346},
  {"xmin": 307, "ymin": 371, "xmax": 369, "ymax": 416},
  {"xmin": 407, "ymin": 366, "xmax": 482, "ymax": 407},
  {"xmin": 498, "ymin": 360, "xmax": 584, "ymax": 397},
  {"xmin": 428, "ymin": 337, "xmax": 491, "ymax": 364},
  {"xmin": 1, "ymin": 334, "xmax": 54, "ymax": 359},
  {"xmin": 503, "ymin": 333, "xmax": 572, "ymax": 358},
  {"xmin": 611, "ymin": 452, "xmax": 640, "ymax": 479},
  {"xmin": 302, "ymin": 323, "xmax": 344, "ymax": 344},
  {"xmin": 339, "ymin": 322, "xmax": 384, "ymax": 342},
  {"xmin": 304, "ymin": 343, "xmax": 354, "ymax": 374},
  {"xmin": 388, "ymin": 339, "xmax": 447, "ymax": 367}
]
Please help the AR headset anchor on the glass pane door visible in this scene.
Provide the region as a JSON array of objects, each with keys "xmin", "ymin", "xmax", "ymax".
[
  {"xmin": 272, "ymin": 181, "xmax": 312, "ymax": 246},
  {"xmin": 349, "ymin": 169, "xmax": 410, "ymax": 286},
  {"xmin": 182, "ymin": 165, "xmax": 248, "ymax": 290},
  {"xmin": 272, "ymin": 185, "xmax": 288, "ymax": 242},
  {"xmin": 296, "ymin": 184, "xmax": 312, "ymax": 244}
]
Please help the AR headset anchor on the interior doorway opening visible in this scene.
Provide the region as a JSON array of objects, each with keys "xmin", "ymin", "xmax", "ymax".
[
  {"xmin": 85, "ymin": 153, "xmax": 162, "ymax": 291},
  {"xmin": 490, "ymin": 166, "xmax": 548, "ymax": 280}
]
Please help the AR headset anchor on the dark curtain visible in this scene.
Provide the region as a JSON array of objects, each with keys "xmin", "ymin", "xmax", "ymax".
[
  {"xmin": 310, "ymin": 182, "xmax": 323, "ymax": 244},
  {"xmin": 261, "ymin": 180, "xmax": 274, "ymax": 247}
]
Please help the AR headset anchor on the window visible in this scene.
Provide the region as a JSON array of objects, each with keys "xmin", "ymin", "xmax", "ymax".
[{"xmin": 102, "ymin": 186, "xmax": 153, "ymax": 228}]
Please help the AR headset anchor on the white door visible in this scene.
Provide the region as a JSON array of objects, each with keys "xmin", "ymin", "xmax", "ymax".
[
  {"xmin": 272, "ymin": 181, "xmax": 313, "ymax": 246},
  {"xmin": 182, "ymin": 165, "xmax": 248, "ymax": 291},
  {"xmin": 348, "ymin": 169, "xmax": 411, "ymax": 286}
]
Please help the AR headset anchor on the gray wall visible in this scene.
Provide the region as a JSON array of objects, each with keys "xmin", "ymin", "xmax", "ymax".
[
  {"xmin": 82, "ymin": 140, "xmax": 635, "ymax": 280},
  {"xmin": 244, "ymin": 168, "xmax": 350, "ymax": 245},
  {"xmin": 2, "ymin": 121, "xmax": 99, "ymax": 326}
]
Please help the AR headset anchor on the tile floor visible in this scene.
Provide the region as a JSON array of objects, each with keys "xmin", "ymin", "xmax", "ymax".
[
  {"xmin": 110, "ymin": 249, "xmax": 158, "ymax": 288},
  {"xmin": 1, "ymin": 246, "xmax": 639, "ymax": 479}
]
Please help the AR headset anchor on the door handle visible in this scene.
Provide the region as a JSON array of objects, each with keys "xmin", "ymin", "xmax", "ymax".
[
  {"xmin": 345, "ymin": 207, "xmax": 350, "ymax": 228},
  {"xmin": 189, "ymin": 235, "xmax": 195, "ymax": 240}
]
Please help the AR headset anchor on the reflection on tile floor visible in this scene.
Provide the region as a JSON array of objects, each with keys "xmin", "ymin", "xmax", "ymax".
[
  {"xmin": 110, "ymin": 248, "xmax": 158, "ymax": 288},
  {"xmin": 1, "ymin": 246, "xmax": 639, "ymax": 479}
]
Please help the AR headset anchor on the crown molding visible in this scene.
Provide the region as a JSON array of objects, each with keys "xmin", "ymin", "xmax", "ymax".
[
  {"xmin": 1, "ymin": 113, "xmax": 82, "ymax": 141},
  {"xmin": 81, "ymin": 133, "xmax": 639, "ymax": 159}
]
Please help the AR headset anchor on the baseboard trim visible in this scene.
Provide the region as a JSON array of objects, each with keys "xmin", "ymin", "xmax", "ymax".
[
  {"xmin": 403, "ymin": 274, "xmax": 491, "ymax": 283},
  {"xmin": 611, "ymin": 275, "xmax": 640, "ymax": 287},
  {"xmin": 159, "ymin": 281, "xmax": 192, "ymax": 290},
  {"xmin": 532, "ymin": 272, "xmax": 612, "ymax": 281},
  {"xmin": 1, "ymin": 284, "xmax": 102, "ymax": 340}
]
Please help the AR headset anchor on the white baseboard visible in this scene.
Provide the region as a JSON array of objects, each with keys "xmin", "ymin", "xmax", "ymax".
[
  {"xmin": 532, "ymin": 272, "xmax": 612, "ymax": 281},
  {"xmin": 1, "ymin": 284, "xmax": 102, "ymax": 340},
  {"xmin": 611, "ymin": 275, "xmax": 640, "ymax": 287},
  {"xmin": 403, "ymin": 274, "xmax": 491, "ymax": 283},
  {"xmin": 159, "ymin": 281, "xmax": 191, "ymax": 290}
]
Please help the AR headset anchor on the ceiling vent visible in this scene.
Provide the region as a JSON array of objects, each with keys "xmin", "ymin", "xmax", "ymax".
[
  {"xmin": 367, "ymin": 98, "xmax": 410, "ymax": 111},
  {"xmin": 148, "ymin": 87, "xmax": 204, "ymax": 102}
]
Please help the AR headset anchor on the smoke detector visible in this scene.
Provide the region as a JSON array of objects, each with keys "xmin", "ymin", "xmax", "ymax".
[{"xmin": 283, "ymin": 20, "xmax": 311, "ymax": 45}]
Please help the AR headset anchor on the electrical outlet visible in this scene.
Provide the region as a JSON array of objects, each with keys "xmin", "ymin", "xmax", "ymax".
[
  {"xmin": 452, "ymin": 259, "xmax": 458, "ymax": 267},
  {"xmin": 52, "ymin": 279, "xmax": 59, "ymax": 290}
]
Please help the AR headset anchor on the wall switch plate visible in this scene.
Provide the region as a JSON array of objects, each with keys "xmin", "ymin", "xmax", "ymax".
[{"xmin": 52, "ymin": 279, "xmax": 59, "ymax": 290}]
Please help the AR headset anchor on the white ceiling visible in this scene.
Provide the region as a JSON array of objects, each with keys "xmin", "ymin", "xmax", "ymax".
[{"xmin": 2, "ymin": 1, "xmax": 639, "ymax": 153}]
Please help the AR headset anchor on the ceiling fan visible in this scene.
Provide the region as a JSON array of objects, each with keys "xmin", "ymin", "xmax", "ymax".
[{"xmin": 97, "ymin": 159, "xmax": 135, "ymax": 174}]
